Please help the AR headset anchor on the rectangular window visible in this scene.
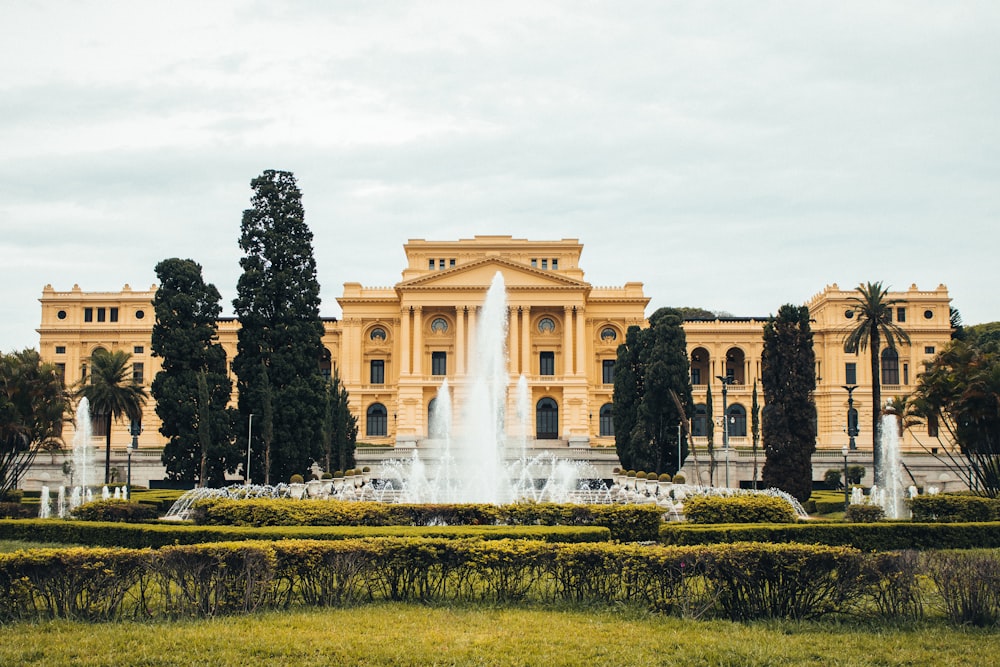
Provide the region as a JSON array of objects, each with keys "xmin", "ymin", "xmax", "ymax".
[
  {"xmin": 133, "ymin": 346, "xmax": 144, "ymax": 354},
  {"xmin": 96, "ymin": 307, "xmax": 106, "ymax": 322},
  {"xmin": 84, "ymin": 308, "xmax": 93, "ymax": 322},
  {"xmin": 449, "ymin": 258, "xmax": 456, "ymax": 267},
  {"xmin": 552, "ymin": 258, "xmax": 558, "ymax": 270},
  {"xmin": 691, "ymin": 368, "xmax": 701, "ymax": 385},
  {"xmin": 109, "ymin": 307, "xmax": 118, "ymax": 322},
  {"xmin": 540, "ymin": 351, "xmax": 555, "ymax": 376},
  {"xmin": 531, "ymin": 258, "xmax": 537, "ymax": 268},
  {"xmin": 925, "ymin": 346, "xmax": 935, "ymax": 355},
  {"xmin": 896, "ymin": 307, "xmax": 906, "ymax": 322},
  {"xmin": 541, "ymin": 259, "xmax": 548, "ymax": 269},
  {"xmin": 439, "ymin": 258, "xmax": 445, "ymax": 270},
  {"xmin": 429, "ymin": 259, "xmax": 435, "ymax": 269},
  {"xmin": 928, "ymin": 413, "xmax": 939, "ymax": 438},
  {"xmin": 845, "ymin": 362, "xmax": 857, "ymax": 386},
  {"xmin": 903, "ymin": 362, "xmax": 909, "ymax": 385},
  {"xmin": 55, "ymin": 345, "xmax": 66, "ymax": 354},
  {"xmin": 132, "ymin": 362, "xmax": 144, "ymax": 384},
  {"xmin": 370, "ymin": 359, "xmax": 385, "ymax": 384},
  {"xmin": 602, "ymin": 359, "xmax": 615, "ymax": 384},
  {"xmin": 432, "ymin": 351, "xmax": 447, "ymax": 376},
  {"xmin": 55, "ymin": 363, "xmax": 65, "ymax": 380}
]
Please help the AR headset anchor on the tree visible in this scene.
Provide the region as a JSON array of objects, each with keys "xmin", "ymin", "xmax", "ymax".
[
  {"xmin": 842, "ymin": 281, "xmax": 910, "ymax": 485},
  {"xmin": 76, "ymin": 349, "xmax": 147, "ymax": 484},
  {"xmin": 1, "ymin": 349, "xmax": 71, "ymax": 496},
  {"xmin": 910, "ymin": 339, "xmax": 1000, "ymax": 496},
  {"xmin": 613, "ymin": 308, "xmax": 693, "ymax": 475},
  {"xmin": 232, "ymin": 170, "xmax": 327, "ymax": 484},
  {"xmin": 761, "ymin": 304, "xmax": 817, "ymax": 503},
  {"xmin": 321, "ymin": 367, "xmax": 358, "ymax": 473},
  {"xmin": 151, "ymin": 258, "xmax": 236, "ymax": 486}
]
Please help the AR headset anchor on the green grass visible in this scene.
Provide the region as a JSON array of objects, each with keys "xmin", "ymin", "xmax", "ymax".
[
  {"xmin": 0, "ymin": 539, "xmax": 83, "ymax": 552},
  {"xmin": 2, "ymin": 603, "xmax": 998, "ymax": 666}
]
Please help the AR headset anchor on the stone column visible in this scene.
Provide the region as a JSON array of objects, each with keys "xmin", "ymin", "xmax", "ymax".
[
  {"xmin": 521, "ymin": 305, "xmax": 531, "ymax": 375},
  {"xmin": 399, "ymin": 307, "xmax": 411, "ymax": 376},
  {"xmin": 412, "ymin": 306, "xmax": 423, "ymax": 377},
  {"xmin": 563, "ymin": 306, "xmax": 573, "ymax": 377},
  {"xmin": 455, "ymin": 306, "xmax": 466, "ymax": 376},
  {"xmin": 575, "ymin": 307, "xmax": 586, "ymax": 377}
]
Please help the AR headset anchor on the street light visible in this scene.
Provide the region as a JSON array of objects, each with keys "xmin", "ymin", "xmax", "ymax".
[
  {"xmin": 127, "ymin": 419, "xmax": 141, "ymax": 499},
  {"xmin": 677, "ymin": 421, "xmax": 683, "ymax": 476},
  {"xmin": 245, "ymin": 413, "xmax": 255, "ymax": 486},
  {"xmin": 842, "ymin": 385, "xmax": 859, "ymax": 450},
  {"xmin": 842, "ymin": 445, "xmax": 850, "ymax": 512},
  {"xmin": 716, "ymin": 375, "xmax": 735, "ymax": 487}
]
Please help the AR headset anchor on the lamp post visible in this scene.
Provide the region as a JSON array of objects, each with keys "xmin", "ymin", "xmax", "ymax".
[
  {"xmin": 127, "ymin": 419, "xmax": 141, "ymax": 499},
  {"xmin": 842, "ymin": 385, "xmax": 859, "ymax": 450},
  {"xmin": 677, "ymin": 421, "xmax": 683, "ymax": 476},
  {"xmin": 245, "ymin": 413, "xmax": 255, "ymax": 486},
  {"xmin": 842, "ymin": 445, "xmax": 850, "ymax": 512},
  {"xmin": 716, "ymin": 375, "xmax": 735, "ymax": 487}
]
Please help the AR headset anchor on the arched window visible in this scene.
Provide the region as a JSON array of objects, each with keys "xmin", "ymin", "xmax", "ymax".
[
  {"xmin": 692, "ymin": 404, "xmax": 708, "ymax": 436},
  {"xmin": 599, "ymin": 403, "xmax": 614, "ymax": 437},
  {"xmin": 536, "ymin": 398, "xmax": 558, "ymax": 439},
  {"xmin": 366, "ymin": 403, "xmax": 387, "ymax": 437},
  {"xmin": 881, "ymin": 348, "xmax": 900, "ymax": 385},
  {"xmin": 727, "ymin": 404, "xmax": 747, "ymax": 437}
]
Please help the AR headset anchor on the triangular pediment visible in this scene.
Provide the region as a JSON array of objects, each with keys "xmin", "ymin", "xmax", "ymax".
[{"xmin": 397, "ymin": 257, "xmax": 589, "ymax": 291}]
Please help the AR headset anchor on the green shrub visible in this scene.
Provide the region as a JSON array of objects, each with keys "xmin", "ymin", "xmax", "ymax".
[
  {"xmin": 845, "ymin": 504, "xmax": 884, "ymax": 523},
  {"xmin": 0, "ymin": 502, "xmax": 34, "ymax": 519},
  {"xmin": 658, "ymin": 473, "xmax": 672, "ymax": 483},
  {"xmin": 0, "ymin": 489, "xmax": 24, "ymax": 503},
  {"xmin": 672, "ymin": 473, "xmax": 686, "ymax": 484},
  {"xmin": 908, "ymin": 494, "xmax": 1000, "ymax": 523},
  {"xmin": 626, "ymin": 470, "xmax": 636, "ymax": 478},
  {"xmin": 70, "ymin": 500, "xmax": 159, "ymax": 523},
  {"xmin": 289, "ymin": 474, "xmax": 305, "ymax": 484},
  {"xmin": 823, "ymin": 469, "xmax": 842, "ymax": 488},
  {"xmin": 646, "ymin": 472, "xmax": 658, "ymax": 480},
  {"xmin": 683, "ymin": 495, "xmax": 797, "ymax": 524},
  {"xmin": 847, "ymin": 465, "xmax": 865, "ymax": 486},
  {"xmin": 925, "ymin": 549, "xmax": 1000, "ymax": 626}
]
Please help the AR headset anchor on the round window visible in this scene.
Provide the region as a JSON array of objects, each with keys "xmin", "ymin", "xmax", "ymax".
[
  {"xmin": 844, "ymin": 310, "xmax": 855, "ymax": 319},
  {"xmin": 370, "ymin": 327, "xmax": 387, "ymax": 341},
  {"xmin": 538, "ymin": 317, "xmax": 556, "ymax": 333},
  {"xmin": 924, "ymin": 310, "xmax": 934, "ymax": 320},
  {"xmin": 431, "ymin": 317, "xmax": 449, "ymax": 333},
  {"xmin": 57, "ymin": 310, "xmax": 67, "ymax": 320},
  {"xmin": 600, "ymin": 327, "xmax": 617, "ymax": 341},
  {"xmin": 135, "ymin": 310, "xmax": 145, "ymax": 320}
]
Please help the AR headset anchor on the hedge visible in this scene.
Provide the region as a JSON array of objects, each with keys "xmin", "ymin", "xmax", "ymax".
[
  {"xmin": 0, "ymin": 539, "xmax": 935, "ymax": 623},
  {"xmin": 683, "ymin": 495, "xmax": 798, "ymax": 524},
  {"xmin": 908, "ymin": 495, "xmax": 1000, "ymax": 522},
  {"xmin": 0, "ymin": 519, "xmax": 609, "ymax": 548},
  {"xmin": 659, "ymin": 521, "xmax": 1000, "ymax": 551},
  {"xmin": 191, "ymin": 500, "xmax": 663, "ymax": 542}
]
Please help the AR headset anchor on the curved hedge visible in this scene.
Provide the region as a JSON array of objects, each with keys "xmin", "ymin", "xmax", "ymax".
[
  {"xmin": 191, "ymin": 500, "xmax": 662, "ymax": 542},
  {"xmin": 660, "ymin": 521, "xmax": 1000, "ymax": 551},
  {"xmin": 0, "ymin": 519, "xmax": 609, "ymax": 549}
]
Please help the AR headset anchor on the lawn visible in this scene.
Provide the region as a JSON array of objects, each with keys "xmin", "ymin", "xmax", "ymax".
[{"xmin": 2, "ymin": 604, "xmax": 998, "ymax": 666}]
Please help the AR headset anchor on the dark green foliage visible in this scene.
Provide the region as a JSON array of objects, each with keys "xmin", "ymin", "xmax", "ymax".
[
  {"xmin": 321, "ymin": 368, "xmax": 357, "ymax": 473},
  {"xmin": 823, "ymin": 469, "xmax": 842, "ymax": 488},
  {"xmin": 1, "ymin": 349, "xmax": 71, "ymax": 496},
  {"xmin": 842, "ymin": 282, "xmax": 911, "ymax": 484},
  {"xmin": 911, "ymin": 339, "xmax": 1000, "ymax": 496},
  {"xmin": 69, "ymin": 500, "xmax": 159, "ymax": 523},
  {"xmin": 232, "ymin": 170, "xmax": 327, "ymax": 484},
  {"xmin": 75, "ymin": 349, "xmax": 147, "ymax": 484},
  {"xmin": 613, "ymin": 309, "xmax": 693, "ymax": 475},
  {"xmin": 847, "ymin": 465, "xmax": 865, "ymax": 485},
  {"xmin": 152, "ymin": 258, "xmax": 236, "ymax": 485},
  {"xmin": 845, "ymin": 504, "xmax": 885, "ymax": 522},
  {"xmin": 908, "ymin": 494, "xmax": 1000, "ymax": 522},
  {"xmin": 925, "ymin": 550, "xmax": 1000, "ymax": 626},
  {"xmin": 659, "ymin": 521, "xmax": 1000, "ymax": 550},
  {"xmin": 761, "ymin": 304, "xmax": 816, "ymax": 503},
  {"xmin": 683, "ymin": 495, "xmax": 798, "ymax": 524}
]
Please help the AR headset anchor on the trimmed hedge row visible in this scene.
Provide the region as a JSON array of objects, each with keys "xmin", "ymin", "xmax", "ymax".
[
  {"xmin": 908, "ymin": 495, "xmax": 1000, "ymax": 522},
  {"xmin": 0, "ymin": 519, "xmax": 609, "ymax": 548},
  {"xmin": 660, "ymin": 521, "xmax": 1000, "ymax": 551},
  {"xmin": 0, "ymin": 538, "xmax": 925, "ymax": 623},
  {"xmin": 683, "ymin": 495, "xmax": 798, "ymax": 524},
  {"xmin": 191, "ymin": 500, "xmax": 662, "ymax": 542}
]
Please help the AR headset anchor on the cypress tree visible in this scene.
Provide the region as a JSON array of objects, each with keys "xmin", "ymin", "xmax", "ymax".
[
  {"xmin": 232, "ymin": 170, "xmax": 327, "ymax": 484},
  {"xmin": 152, "ymin": 258, "xmax": 235, "ymax": 486},
  {"xmin": 761, "ymin": 304, "xmax": 817, "ymax": 502}
]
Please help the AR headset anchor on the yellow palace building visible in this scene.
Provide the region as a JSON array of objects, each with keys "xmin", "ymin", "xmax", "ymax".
[{"xmin": 35, "ymin": 235, "xmax": 957, "ymax": 488}]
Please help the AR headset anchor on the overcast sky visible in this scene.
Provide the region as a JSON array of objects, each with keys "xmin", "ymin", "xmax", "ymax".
[{"xmin": 2, "ymin": 1, "xmax": 997, "ymax": 352}]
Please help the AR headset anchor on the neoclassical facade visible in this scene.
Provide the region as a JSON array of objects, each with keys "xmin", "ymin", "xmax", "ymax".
[{"xmin": 37, "ymin": 236, "xmax": 955, "ymax": 464}]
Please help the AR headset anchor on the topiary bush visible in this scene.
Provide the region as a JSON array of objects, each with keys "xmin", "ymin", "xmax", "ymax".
[
  {"xmin": 683, "ymin": 495, "xmax": 798, "ymax": 524},
  {"xmin": 672, "ymin": 473, "xmax": 686, "ymax": 484},
  {"xmin": 658, "ymin": 473, "xmax": 672, "ymax": 483},
  {"xmin": 70, "ymin": 500, "xmax": 159, "ymax": 523},
  {"xmin": 845, "ymin": 504, "xmax": 884, "ymax": 523},
  {"xmin": 289, "ymin": 474, "xmax": 305, "ymax": 484}
]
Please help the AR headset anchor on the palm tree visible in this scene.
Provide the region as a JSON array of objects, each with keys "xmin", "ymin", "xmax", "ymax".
[
  {"xmin": 76, "ymin": 349, "xmax": 147, "ymax": 484},
  {"xmin": 842, "ymin": 281, "xmax": 910, "ymax": 485}
]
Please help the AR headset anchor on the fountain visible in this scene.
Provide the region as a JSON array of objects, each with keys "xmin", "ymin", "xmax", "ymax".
[{"xmin": 876, "ymin": 410, "xmax": 908, "ymax": 519}]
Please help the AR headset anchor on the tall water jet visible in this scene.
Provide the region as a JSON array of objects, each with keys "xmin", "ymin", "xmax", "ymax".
[
  {"xmin": 878, "ymin": 412, "xmax": 907, "ymax": 519},
  {"xmin": 72, "ymin": 398, "xmax": 95, "ymax": 493}
]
